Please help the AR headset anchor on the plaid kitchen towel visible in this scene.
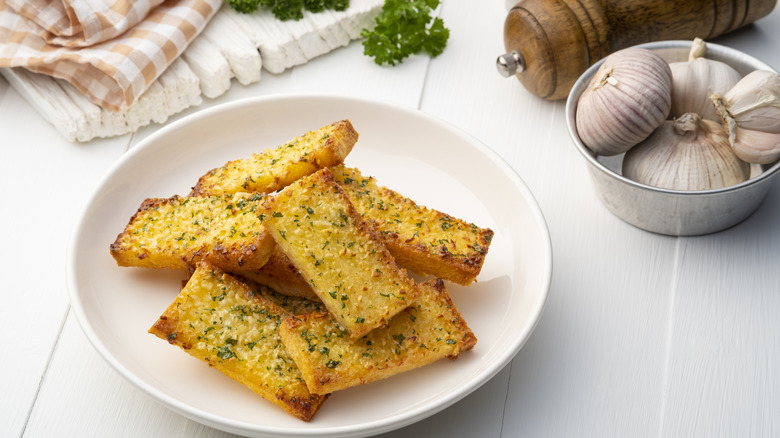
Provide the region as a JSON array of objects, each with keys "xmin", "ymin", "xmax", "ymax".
[{"xmin": 0, "ymin": 0, "xmax": 221, "ymax": 111}]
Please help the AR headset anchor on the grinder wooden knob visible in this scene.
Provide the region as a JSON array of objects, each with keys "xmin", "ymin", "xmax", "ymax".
[{"xmin": 498, "ymin": 0, "xmax": 777, "ymax": 100}]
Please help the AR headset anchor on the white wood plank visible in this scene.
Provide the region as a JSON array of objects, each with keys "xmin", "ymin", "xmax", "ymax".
[
  {"xmin": 25, "ymin": 313, "xmax": 236, "ymax": 438},
  {"xmin": 223, "ymin": 9, "xmax": 292, "ymax": 74},
  {"xmin": 201, "ymin": 10, "xmax": 264, "ymax": 85},
  {"xmin": 1, "ymin": 61, "xmax": 201, "ymax": 143},
  {"xmin": 58, "ymin": 78, "xmax": 107, "ymax": 138},
  {"xmin": 661, "ymin": 213, "xmax": 780, "ymax": 436},
  {"xmin": 281, "ymin": 12, "xmax": 332, "ymax": 60},
  {"xmin": 333, "ymin": 0, "xmax": 382, "ymax": 39},
  {"xmin": 127, "ymin": 64, "xmax": 294, "ymax": 148},
  {"xmin": 157, "ymin": 58, "xmax": 203, "ymax": 115},
  {"xmin": 659, "ymin": 9, "xmax": 780, "ymax": 437},
  {"xmin": 0, "ymin": 68, "xmax": 90, "ymax": 142},
  {"xmin": 303, "ymin": 10, "xmax": 352, "ymax": 50},
  {"xmin": 284, "ymin": 40, "xmax": 430, "ymax": 108},
  {"xmin": 376, "ymin": 365, "xmax": 511, "ymax": 438},
  {"xmin": 0, "ymin": 78, "xmax": 128, "ymax": 437},
  {"xmin": 181, "ymin": 36, "xmax": 233, "ymax": 99},
  {"xmin": 34, "ymin": 311, "xmax": 508, "ymax": 438}
]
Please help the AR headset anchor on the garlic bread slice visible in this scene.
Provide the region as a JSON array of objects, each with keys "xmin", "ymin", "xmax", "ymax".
[
  {"xmin": 263, "ymin": 168, "xmax": 419, "ymax": 341},
  {"xmin": 149, "ymin": 262, "xmax": 328, "ymax": 421}
]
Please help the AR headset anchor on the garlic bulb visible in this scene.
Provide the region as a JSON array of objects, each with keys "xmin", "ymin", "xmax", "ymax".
[
  {"xmin": 711, "ymin": 69, "xmax": 780, "ymax": 164},
  {"xmin": 669, "ymin": 38, "xmax": 741, "ymax": 121},
  {"xmin": 622, "ymin": 113, "xmax": 750, "ymax": 190},
  {"xmin": 730, "ymin": 126, "xmax": 780, "ymax": 164},
  {"xmin": 713, "ymin": 69, "xmax": 780, "ymax": 133},
  {"xmin": 576, "ymin": 47, "xmax": 673, "ymax": 156}
]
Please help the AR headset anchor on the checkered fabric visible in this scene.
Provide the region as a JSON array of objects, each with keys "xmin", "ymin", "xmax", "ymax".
[{"xmin": 0, "ymin": 0, "xmax": 221, "ymax": 111}]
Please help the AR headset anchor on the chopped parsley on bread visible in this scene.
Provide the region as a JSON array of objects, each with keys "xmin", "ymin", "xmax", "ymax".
[
  {"xmin": 113, "ymin": 120, "xmax": 490, "ymax": 422},
  {"xmin": 148, "ymin": 262, "xmax": 328, "ymax": 421},
  {"xmin": 278, "ymin": 278, "xmax": 477, "ymax": 395},
  {"xmin": 238, "ymin": 246, "xmax": 321, "ymax": 302},
  {"xmin": 262, "ymin": 168, "xmax": 419, "ymax": 341},
  {"xmin": 110, "ymin": 193, "xmax": 274, "ymax": 272},
  {"xmin": 189, "ymin": 119, "xmax": 358, "ymax": 196},
  {"xmin": 236, "ymin": 165, "xmax": 495, "ymax": 303},
  {"xmin": 332, "ymin": 165, "xmax": 494, "ymax": 285}
]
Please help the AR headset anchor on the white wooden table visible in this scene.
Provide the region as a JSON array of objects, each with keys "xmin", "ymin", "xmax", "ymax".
[{"xmin": 3, "ymin": 2, "xmax": 780, "ymax": 437}]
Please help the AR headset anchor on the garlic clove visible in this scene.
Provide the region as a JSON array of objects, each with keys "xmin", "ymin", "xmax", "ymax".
[
  {"xmin": 730, "ymin": 126, "xmax": 780, "ymax": 164},
  {"xmin": 576, "ymin": 47, "xmax": 672, "ymax": 156},
  {"xmin": 750, "ymin": 163, "xmax": 764, "ymax": 179},
  {"xmin": 716, "ymin": 69, "xmax": 780, "ymax": 133},
  {"xmin": 622, "ymin": 113, "xmax": 750, "ymax": 190},
  {"xmin": 669, "ymin": 38, "xmax": 741, "ymax": 121}
]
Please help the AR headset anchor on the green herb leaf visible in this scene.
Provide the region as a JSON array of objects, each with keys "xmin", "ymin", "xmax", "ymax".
[
  {"xmin": 361, "ymin": 0, "xmax": 449, "ymax": 66},
  {"xmin": 217, "ymin": 345, "xmax": 237, "ymax": 360},
  {"xmin": 223, "ymin": 0, "xmax": 448, "ymax": 65},
  {"xmin": 226, "ymin": 0, "xmax": 344, "ymax": 20},
  {"xmin": 225, "ymin": 0, "xmax": 262, "ymax": 13}
]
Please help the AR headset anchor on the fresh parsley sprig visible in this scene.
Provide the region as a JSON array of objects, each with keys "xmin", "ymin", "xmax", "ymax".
[
  {"xmin": 224, "ymin": 0, "xmax": 449, "ymax": 65},
  {"xmin": 361, "ymin": 0, "xmax": 449, "ymax": 66},
  {"xmin": 226, "ymin": 0, "xmax": 349, "ymax": 20}
]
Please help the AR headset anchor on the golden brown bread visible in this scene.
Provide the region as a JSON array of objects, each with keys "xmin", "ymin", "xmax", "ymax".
[
  {"xmin": 278, "ymin": 278, "xmax": 477, "ymax": 395},
  {"xmin": 238, "ymin": 246, "xmax": 321, "ymax": 302},
  {"xmin": 189, "ymin": 119, "xmax": 358, "ymax": 197},
  {"xmin": 110, "ymin": 193, "xmax": 275, "ymax": 272},
  {"xmin": 148, "ymin": 262, "xmax": 328, "ymax": 421},
  {"xmin": 331, "ymin": 165, "xmax": 494, "ymax": 285},
  {"xmin": 114, "ymin": 120, "xmax": 489, "ymax": 421},
  {"xmin": 262, "ymin": 168, "xmax": 419, "ymax": 341},
  {"xmin": 248, "ymin": 273, "xmax": 326, "ymax": 313},
  {"xmin": 239, "ymin": 165, "xmax": 495, "ymax": 298}
]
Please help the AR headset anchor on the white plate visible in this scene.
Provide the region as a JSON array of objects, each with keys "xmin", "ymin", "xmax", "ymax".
[{"xmin": 67, "ymin": 95, "xmax": 552, "ymax": 438}]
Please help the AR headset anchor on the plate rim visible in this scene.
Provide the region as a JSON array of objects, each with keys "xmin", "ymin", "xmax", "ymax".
[{"xmin": 66, "ymin": 93, "xmax": 552, "ymax": 437}]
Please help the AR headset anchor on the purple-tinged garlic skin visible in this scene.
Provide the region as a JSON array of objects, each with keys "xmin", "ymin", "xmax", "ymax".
[
  {"xmin": 576, "ymin": 47, "xmax": 672, "ymax": 156},
  {"xmin": 622, "ymin": 113, "xmax": 750, "ymax": 190}
]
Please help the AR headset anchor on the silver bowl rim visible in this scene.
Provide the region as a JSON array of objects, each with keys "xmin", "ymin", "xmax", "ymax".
[{"xmin": 566, "ymin": 40, "xmax": 780, "ymax": 197}]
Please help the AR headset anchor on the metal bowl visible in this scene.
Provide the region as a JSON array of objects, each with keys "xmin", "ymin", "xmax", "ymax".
[{"xmin": 566, "ymin": 40, "xmax": 780, "ymax": 236}]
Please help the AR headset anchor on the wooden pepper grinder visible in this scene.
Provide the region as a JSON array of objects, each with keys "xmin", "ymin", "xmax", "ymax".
[{"xmin": 497, "ymin": 0, "xmax": 777, "ymax": 100}]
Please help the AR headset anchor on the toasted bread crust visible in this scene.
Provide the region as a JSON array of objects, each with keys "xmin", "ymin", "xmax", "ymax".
[
  {"xmin": 250, "ymin": 281, "xmax": 327, "ymax": 316},
  {"xmin": 148, "ymin": 262, "xmax": 328, "ymax": 421},
  {"xmin": 278, "ymin": 278, "xmax": 476, "ymax": 395},
  {"xmin": 110, "ymin": 193, "xmax": 274, "ymax": 272},
  {"xmin": 238, "ymin": 246, "xmax": 321, "ymax": 302},
  {"xmin": 189, "ymin": 119, "xmax": 358, "ymax": 197},
  {"xmin": 240, "ymin": 165, "xmax": 495, "ymax": 302},
  {"xmin": 332, "ymin": 165, "xmax": 494, "ymax": 285},
  {"xmin": 263, "ymin": 168, "xmax": 419, "ymax": 341}
]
